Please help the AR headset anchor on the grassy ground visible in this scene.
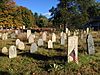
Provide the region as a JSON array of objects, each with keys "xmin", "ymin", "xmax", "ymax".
[{"xmin": 0, "ymin": 31, "xmax": 100, "ymax": 75}]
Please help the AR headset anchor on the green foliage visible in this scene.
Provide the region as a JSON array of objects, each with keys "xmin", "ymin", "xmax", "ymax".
[
  {"xmin": 49, "ymin": 0, "xmax": 98, "ymax": 30},
  {"xmin": 34, "ymin": 13, "xmax": 49, "ymax": 27}
]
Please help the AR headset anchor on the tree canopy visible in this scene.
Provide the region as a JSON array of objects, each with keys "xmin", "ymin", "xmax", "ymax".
[{"xmin": 49, "ymin": 0, "xmax": 100, "ymax": 31}]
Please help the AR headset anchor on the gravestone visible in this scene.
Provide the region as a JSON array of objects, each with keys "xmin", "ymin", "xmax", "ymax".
[
  {"xmin": 27, "ymin": 30, "xmax": 31, "ymax": 39},
  {"xmin": 48, "ymin": 40, "xmax": 53, "ymax": 48},
  {"xmin": 23, "ymin": 26, "xmax": 25, "ymax": 29},
  {"xmin": 9, "ymin": 45, "xmax": 17, "ymax": 58},
  {"xmin": 2, "ymin": 47, "xmax": 8, "ymax": 53},
  {"xmin": 16, "ymin": 39, "xmax": 20, "ymax": 46},
  {"xmin": 5, "ymin": 33, "xmax": 8, "ymax": 40},
  {"xmin": 74, "ymin": 31, "xmax": 76, "ymax": 36},
  {"xmin": 68, "ymin": 36, "xmax": 78, "ymax": 64},
  {"xmin": 17, "ymin": 41, "xmax": 25, "ymax": 50},
  {"xmin": 68, "ymin": 31, "xmax": 70, "ymax": 36},
  {"xmin": 52, "ymin": 33, "xmax": 56, "ymax": 42},
  {"xmin": 60, "ymin": 31, "xmax": 64, "ymax": 37},
  {"xmin": 38, "ymin": 39, "xmax": 44, "ymax": 46},
  {"xmin": 86, "ymin": 28, "xmax": 89, "ymax": 34},
  {"xmin": 87, "ymin": 34, "xmax": 95, "ymax": 55},
  {"xmin": 11, "ymin": 33, "xmax": 16, "ymax": 39},
  {"xmin": 42, "ymin": 32, "xmax": 47, "ymax": 41},
  {"xmin": 2, "ymin": 33, "xmax": 8, "ymax": 40},
  {"xmin": 64, "ymin": 33, "xmax": 67, "ymax": 40},
  {"xmin": 28, "ymin": 34, "xmax": 35, "ymax": 43},
  {"xmin": 0, "ymin": 33, "xmax": 2, "ymax": 39},
  {"xmin": 30, "ymin": 43, "xmax": 38, "ymax": 53},
  {"xmin": 15, "ymin": 30, "xmax": 18, "ymax": 35},
  {"xmin": 66, "ymin": 28, "xmax": 69, "ymax": 33},
  {"xmin": 61, "ymin": 34, "xmax": 65, "ymax": 45}
]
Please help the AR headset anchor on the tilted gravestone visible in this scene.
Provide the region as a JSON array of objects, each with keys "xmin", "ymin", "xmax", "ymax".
[
  {"xmin": 68, "ymin": 36, "xmax": 78, "ymax": 64},
  {"xmin": 16, "ymin": 39, "xmax": 21, "ymax": 46},
  {"xmin": 30, "ymin": 43, "xmax": 38, "ymax": 53},
  {"xmin": 9, "ymin": 45, "xmax": 17, "ymax": 58},
  {"xmin": 38, "ymin": 39, "xmax": 44, "ymax": 46},
  {"xmin": 87, "ymin": 34, "xmax": 95, "ymax": 55}
]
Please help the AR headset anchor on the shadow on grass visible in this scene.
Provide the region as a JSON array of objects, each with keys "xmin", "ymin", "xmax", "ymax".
[
  {"xmin": 0, "ymin": 71, "xmax": 10, "ymax": 75},
  {"xmin": 0, "ymin": 53, "xmax": 8, "ymax": 56},
  {"xmin": 19, "ymin": 52, "xmax": 67, "ymax": 62},
  {"xmin": 54, "ymin": 48, "xmax": 64, "ymax": 52}
]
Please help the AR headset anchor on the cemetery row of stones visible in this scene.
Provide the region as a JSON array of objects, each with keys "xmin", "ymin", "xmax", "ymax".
[{"xmin": 0, "ymin": 28, "xmax": 95, "ymax": 64}]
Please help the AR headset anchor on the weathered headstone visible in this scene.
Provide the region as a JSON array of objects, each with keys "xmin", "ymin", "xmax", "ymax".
[
  {"xmin": 15, "ymin": 29, "xmax": 20, "ymax": 35},
  {"xmin": 87, "ymin": 34, "xmax": 95, "ymax": 55},
  {"xmin": 2, "ymin": 33, "xmax": 8, "ymax": 40},
  {"xmin": 16, "ymin": 39, "xmax": 21, "ymax": 46},
  {"xmin": 2, "ymin": 47, "xmax": 8, "ymax": 53},
  {"xmin": 64, "ymin": 33, "xmax": 67, "ymax": 40},
  {"xmin": 86, "ymin": 28, "xmax": 89, "ymax": 34},
  {"xmin": 52, "ymin": 33, "xmax": 56, "ymax": 42},
  {"xmin": 42, "ymin": 32, "xmax": 47, "ymax": 41},
  {"xmin": 9, "ymin": 45, "xmax": 17, "ymax": 58},
  {"xmin": 66, "ymin": 28, "xmax": 69, "ymax": 33},
  {"xmin": 30, "ymin": 43, "xmax": 38, "ymax": 53},
  {"xmin": 27, "ymin": 30, "xmax": 31, "ymax": 39},
  {"xmin": 61, "ymin": 34, "xmax": 65, "ymax": 45},
  {"xmin": 38, "ymin": 39, "xmax": 44, "ymax": 46},
  {"xmin": 23, "ymin": 26, "xmax": 25, "ymax": 29},
  {"xmin": 68, "ymin": 31, "xmax": 71, "ymax": 36},
  {"xmin": 73, "ymin": 31, "xmax": 76, "ymax": 36},
  {"xmin": 60, "ymin": 31, "xmax": 64, "ymax": 37},
  {"xmin": 0, "ymin": 33, "xmax": 2, "ymax": 39},
  {"xmin": 48, "ymin": 40, "xmax": 53, "ymax": 48},
  {"xmin": 28, "ymin": 34, "xmax": 35, "ymax": 43},
  {"xmin": 11, "ymin": 33, "xmax": 16, "ymax": 39},
  {"xmin": 68, "ymin": 36, "xmax": 78, "ymax": 64},
  {"xmin": 17, "ymin": 41, "xmax": 25, "ymax": 50}
]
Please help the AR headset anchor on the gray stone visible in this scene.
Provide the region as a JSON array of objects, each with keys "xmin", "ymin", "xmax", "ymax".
[
  {"xmin": 87, "ymin": 34, "xmax": 95, "ymax": 55},
  {"xmin": 61, "ymin": 34, "xmax": 65, "ymax": 45},
  {"xmin": 38, "ymin": 39, "xmax": 44, "ymax": 46},
  {"xmin": 11, "ymin": 33, "xmax": 16, "ymax": 39},
  {"xmin": 30, "ymin": 43, "xmax": 38, "ymax": 53}
]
